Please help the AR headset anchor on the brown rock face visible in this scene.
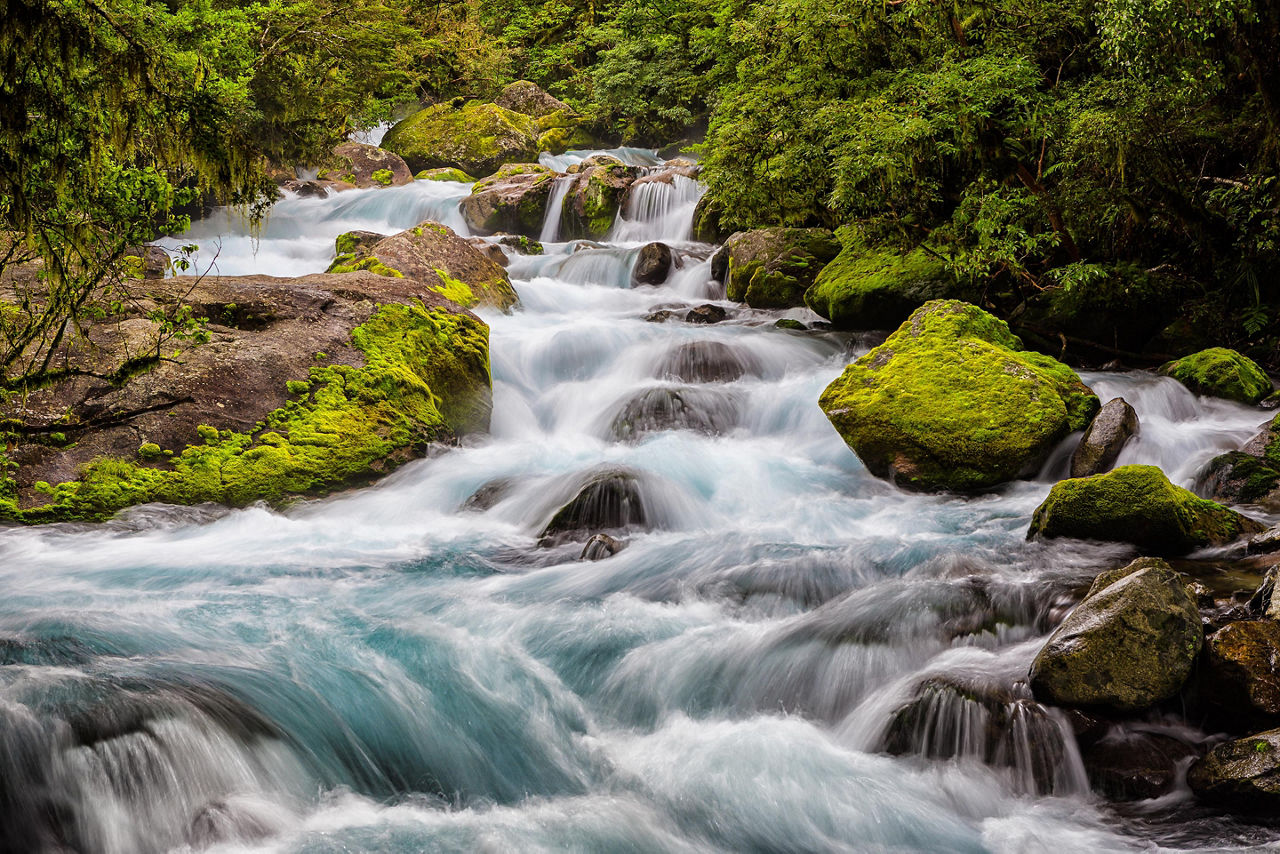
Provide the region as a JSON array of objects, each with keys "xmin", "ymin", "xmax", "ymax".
[
  {"xmin": 460, "ymin": 164, "xmax": 556, "ymax": 237},
  {"xmin": 326, "ymin": 142, "xmax": 414, "ymax": 188},
  {"xmin": 359, "ymin": 223, "xmax": 519, "ymax": 311},
  {"xmin": 4, "ymin": 273, "xmax": 486, "ymax": 508},
  {"xmin": 1199, "ymin": 620, "xmax": 1280, "ymax": 733}
]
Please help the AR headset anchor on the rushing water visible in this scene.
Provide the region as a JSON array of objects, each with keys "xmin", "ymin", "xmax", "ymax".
[{"xmin": 3, "ymin": 150, "xmax": 1280, "ymax": 854}]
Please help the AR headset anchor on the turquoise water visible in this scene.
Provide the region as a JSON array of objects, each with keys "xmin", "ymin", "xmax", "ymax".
[{"xmin": 3, "ymin": 153, "xmax": 1278, "ymax": 853}]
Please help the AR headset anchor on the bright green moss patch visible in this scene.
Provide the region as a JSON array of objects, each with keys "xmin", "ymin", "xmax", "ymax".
[
  {"xmin": 819, "ymin": 299, "xmax": 1099, "ymax": 492},
  {"xmin": 326, "ymin": 253, "xmax": 403, "ymax": 277},
  {"xmin": 416, "ymin": 167, "xmax": 476, "ymax": 182},
  {"xmin": 471, "ymin": 163, "xmax": 552, "ymax": 192},
  {"xmin": 371, "ymin": 168, "xmax": 394, "ymax": 186},
  {"xmin": 429, "ymin": 271, "xmax": 477, "ymax": 308},
  {"xmin": 1160, "ymin": 348, "xmax": 1272, "ymax": 404},
  {"xmin": 381, "ymin": 102, "xmax": 540, "ymax": 177},
  {"xmin": 9, "ymin": 303, "xmax": 491, "ymax": 523},
  {"xmin": 804, "ymin": 237, "xmax": 965, "ymax": 330},
  {"xmin": 1028, "ymin": 464, "xmax": 1265, "ymax": 554}
]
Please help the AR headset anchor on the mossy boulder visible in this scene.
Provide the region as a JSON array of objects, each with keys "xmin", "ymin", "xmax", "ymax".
[
  {"xmin": 803, "ymin": 237, "xmax": 968, "ymax": 330},
  {"xmin": 537, "ymin": 126, "xmax": 598, "ymax": 156},
  {"xmin": 1029, "ymin": 557, "xmax": 1202, "ymax": 713},
  {"xmin": 321, "ymin": 142, "xmax": 413, "ymax": 189},
  {"xmin": 381, "ymin": 101, "xmax": 541, "ymax": 177},
  {"xmin": 1200, "ymin": 414, "xmax": 1280, "ymax": 507},
  {"xmin": 493, "ymin": 80, "xmax": 571, "ymax": 118},
  {"xmin": 1160, "ymin": 347, "xmax": 1272, "ymax": 404},
  {"xmin": 459, "ymin": 163, "xmax": 556, "ymax": 237},
  {"xmin": 715, "ymin": 228, "xmax": 841, "ymax": 309},
  {"xmin": 559, "ymin": 157, "xmax": 639, "ymax": 240},
  {"xmin": 692, "ymin": 196, "xmax": 730, "ymax": 244},
  {"xmin": 1027, "ymin": 464, "xmax": 1265, "ymax": 554},
  {"xmin": 0, "ymin": 273, "xmax": 491, "ymax": 523},
  {"xmin": 1188, "ymin": 729, "xmax": 1280, "ymax": 811},
  {"xmin": 416, "ymin": 167, "xmax": 475, "ymax": 183},
  {"xmin": 819, "ymin": 300, "xmax": 1099, "ymax": 492},
  {"xmin": 327, "ymin": 222, "xmax": 519, "ymax": 311}
]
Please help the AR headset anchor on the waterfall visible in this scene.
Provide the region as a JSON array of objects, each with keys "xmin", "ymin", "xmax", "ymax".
[
  {"xmin": 610, "ymin": 173, "xmax": 706, "ymax": 243},
  {"xmin": 540, "ymin": 175, "xmax": 574, "ymax": 243}
]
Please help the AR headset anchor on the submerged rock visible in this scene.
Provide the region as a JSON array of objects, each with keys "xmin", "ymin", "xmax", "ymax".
[
  {"xmin": 580, "ymin": 533, "xmax": 625, "ymax": 561},
  {"xmin": 327, "ymin": 221, "xmax": 519, "ymax": 311},
  {"xmin": 322, "ymin": 141, "xmax": 413, "ymax": 189},
  {"xmin": 1081, "ymin": 729, "xmax": 1201, "ymax": 801},
  {"xmin": 1199, "ymin": 620, "xmax": 1280, "ymax": 733},
  {"xmin": 715, "ymin": 228, "xmax": 841, "ymax": 309},
  {"xmin": 1029, "ymin": 557, "xmax": 1202, "ymax": 713},
  {"xmin": 804, "ymin": 239, "xmax": 965, "ymax": 330},
  {"xmin": 656, "ymin": 341, "xmax": 761, "ymax": 383},
  {"xmin": 539, "ymin": 466, "xmax": 651, "ymax": 544},
  {"xmin": 609, "ymin": 386, "xmax": 739, "ymax": 442},
  {"xmin": 632, "ymin": 242, "xmax": 674, "ymax": 286},
  {"xmin": 819, "ymin": 300, "xmax": 1098, "ymax": 492},
  {"xmin": 460, "ymin": 163, "xmax": 556, "ymax": 237},
  {"xmin": 1070, "ymin": 397, "xmax": 1139, "ymax": 478},
  {"xmin": 381, "ymin": 101, "xmax": 541, "ymax": 177},
  {"xmin": 1188, "ymin": 729, "xmax": 1280, "ymax": 810},
  {"xmin": 1160, "ymin": 347, "xmax": 1272, "ymax": 405},
  {"xmin": 1027, "ymin": 464, "xmax": 1264, "ymax": 554}
]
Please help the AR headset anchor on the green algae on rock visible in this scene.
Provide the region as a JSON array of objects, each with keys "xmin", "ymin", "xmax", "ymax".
[
  {"xmin": 803, "ymin": 236, "xmax": 967, "ymax": 330},
  {"xmin": 416, "ymin": 167, "xmax": 476, "ymax": 183},
  {"xmin": 326, "ymin": 222, "xmax": 519, "ymax": 311},
  {"xmin": 714, "ymin": 227, "xmax": 841, "ymax": 309},
  {"xmin": 1160, "ymin": 347, "xmax": 1272, "ymax": 404},
  {"xmin": 1027, "ymin": 464, "xmax": 1265, "ymax": 554},
  {"xmin": 460, "ymin": 163, "xmax": 556, "ymax": 237},
  {"xmin": 1029, "ymin": 557, "xmax": 1202, "ymax": 713},
  {"xmin": 558, "ymin": 157, "xmax": 639, "ymax": 240},
  {"xmin": 819, "ymin": 299, "xmax": 1099, "ymax": 492},
  {"xmin": 381, "ymin": 101, "xmax": 541, "ymax": 177}
]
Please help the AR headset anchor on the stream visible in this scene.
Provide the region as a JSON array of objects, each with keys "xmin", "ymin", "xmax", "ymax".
[{"xmin": 3, "ymin": 149, "xmax": 1279, "ymax": 853}]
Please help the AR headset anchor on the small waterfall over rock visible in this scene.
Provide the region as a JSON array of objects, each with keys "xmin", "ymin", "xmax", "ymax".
[
  {"xmin": 540, "ymin": 175, "xmax": 575, "ymax": 243},
  {"xmin": 611, "ymin": 172, "xmax": 706, "ymax": 243}
]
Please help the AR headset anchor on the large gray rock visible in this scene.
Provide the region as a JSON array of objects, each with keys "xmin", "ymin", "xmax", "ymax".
[
  {"xmin": 1070, "ymin": 397, "xmax": 1138, "ymax": 478},
  {"xmin": 493, "ymin": 80, "xmax": 570, "ymax": 118},
  {"xmin": 1029, "ymin": 558, "xmax": 1202, "ymax": 713},
  {"xmin": 1188, "ymin": 729, "xmax": 1280, "ymax": 810}
]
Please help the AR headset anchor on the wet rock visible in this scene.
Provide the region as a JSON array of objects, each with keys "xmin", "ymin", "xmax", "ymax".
[
  {"xmin": 805, "ymin": 242, "xmax": 968, "ymax": 331},
  {"xmin": 333, "ymin": 230, "xmax": 385, "ymax": 258},
  {"xmin": 1200, "ymin": 414, "xmax": 1280, "ymax": 507},
  {"xmin": 774, "ymin": 318, "xmax": 806, "ymax": 331},
  {"xmin": 463, "ymin": 477, "xmax": 516, "ymax": 511},
  {"xmin": 820, "ymin": 300, "xmax": 1098, "ymax": 492},
  {"xmin": 1199, "ymin": 620, "xmax": 1280, "ymax": 733},
  {"xmin": 381, "ymin": 101, "xmax": 541, "ymax": 177},
  {"xmin": 466, "ymin": 238, "xmax": 508, "ymax": 267},
  {"xmin": 281, "ymin": 179, "xmax": 329, "ymax": 198},
  {"xmin": 1081, "ymin": 729, "xmax": 1201, "ymax": 800},
  {"xmin": 685, "ymin": 304, "xmax": 726, "ymax": 324},
  {"xmin": 1028, "ymin": 465, "xmax": 1265, "ymax": 554},
  {"xmin": 644, "ymin": 309, "xmax": 678, "ymax": 323},
  {"xmin": 189, "ymin": 797, "xmax": 284, "ymax": 847},
  {"xmin": 1160, "ymin": 347, "xmax": 1272, "ymax": 405},
  {"xmin": 323, "ymin": 141, "xmax": 413, "ymax": 188},
  {"xmin": 1188, "ymin": 729, "xmax": 1280, "ymax": 810},
  {"xmin": 633, "ymin": 242, "xmax": 674, "ymax": 286},
  {"xmin": 498, "ymin": 235, "xmax": 544, "ymax": 255},
  {"xmin": 416, "ymin": 166, "xmax": 476, "ymax": 182},
  {"xmin": 656, "ymin": 341, "xmax": 761, "ymax": 383},
  {"xmin": 559, "ymin": 158, "xmax": 639, "ymax": 240},
  {"xmin": 493, "ymin": 80, "xmax": 571, "ymax": 118},
  {"xmin": 328, "ymin": 221, "xmax": 519, "ymax": 311},
  {"xmin": 609, "ymin": 386, "xmax": 738, "ymax": 442},
  {"xmin": 716, "ymin": 228, "xmax": 841, "ymax": 309},
  {"xmin": 692, "ymin": 195, "xmax": 730, "ymax": 244},
  {"xmin": 580, "ymin": 533, "xmax": 624, "ymax": 561},
  {"xmin": 460, "ymin": 163, "xmax": 556, "ymax": 237},
  {"xmin": 1029, "ymin": 557, "xmax": 1203, "ymax": 713},
  {"xmin": 539, "ymin": 466, "xmax": 651, "ymax": 544},
  {"xmin": 1070, "ymin": 397, "xmax": 1139, "ymax": 478}
]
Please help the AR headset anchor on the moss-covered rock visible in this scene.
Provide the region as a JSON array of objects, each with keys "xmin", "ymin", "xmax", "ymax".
[
  {"xmin": 1027, "ymin": 464, "xmax": 1265, "ymax": 553},
  {"xmin": 1188, "ymin": 729, "xmax": 1280, "ymax": 811},
  {"xmin": 460, "ymin": 163, "xmax": 556, "ymax": 237},
  {"xmin": 321, "ymin": 142, "xmax": 413, "ymax": 189},
  {"xmin": 714, "ymin": 228, "xmax": 841, "ymax": 309},
  {"xmin": 558, "ymin": 158, "xmax": 639, "ymax": 240},
  {"xmin": 1200, "ymin": 414, "xmax": 1280, "ymax": 507},
  {"xmin": 691, "ymin": 196, "xmax": 730, "ymax": 244},
  {"xmin": 819, "ymin": 300, "xmax": 1099, "ymax": 492},
  {"xmin": 493, "ymin": 80, "xmax": 571, "ymax": 118},
  {"xmin": 536, "ymin": 126, "xmax": 598, "ymax": 156},
  {"xmin": 1029, "ymin": 557, "xmax": 1202, "ymax": 713},
  {"xmin": 326, "ymin": 222, "xmax": 519, "ymax": 311},
  {"xmin": 803, "ymin": 236, "xmax": 968, "ymax": 329},
  {"xmin": 381, "ymin": 102, "xmax": 541, "ymax": 177},
  {"xmin": 416, "ymin": 167, "xmax": 476, "ymax": 183},
  {"xmin": 1160, "ymin": 347, "xmax": 1272, "ymax": 404},
  {"xmin": 0, "ymin": 273, "xmax": 491, "ymax": 523}
]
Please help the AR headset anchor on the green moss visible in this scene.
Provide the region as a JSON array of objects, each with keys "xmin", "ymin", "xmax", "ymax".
[
  {"xmin": 1206, "ymin": 451, "xmax": 1280, "ymax": 503},
  {"xmin": 10, "ymin": 303, "xmax": 491, "ymax": 523},
  {"xmin": 537, "ymin": 125, "xmax": 597, "ymax": 156},
  {"xmin": 1160, "ymin": 348, "xmax": 1272, "ymax": 404},
  {"xmin": 429, "ymin": 271, "xmax": 477, "ymax": 308},
  {"xmin": 138, "ymin": 442, "xmax": 163, "ymax": 460},
  {"xmin": 722, "ymin": 228, "xmax": 841, "ymax": 309},
  {"xmin": 326, "ymin": 254, "xmax": 403, "ymax": 278},
  {"xmin": 286, "ymin": 380, "xmax": 311, "ymax": 396},
  {"xmin": 471, "ymin": 163, "xmax": 552, "ymax": 192},
  {"xmin": 381, "ymin": 102, "xmax": 540, "ymax": 177},
  {"xmin": 819, "ymin": 300, "xmax": 1099, "ymax": 491},
  {"xmin": 371, "ymin": 168, "xmax": 394, "ymax": 186},
  {"xmin": 804, "ymin": 237, "xmax": 964, "ymax": 330},
  {"xmin": 1028, "ymin": 464, "xmax": 1264, "ymax": 554},
  {"xmin": 415, "ymin": 167, "xmax": 476, "ymax": 182}
]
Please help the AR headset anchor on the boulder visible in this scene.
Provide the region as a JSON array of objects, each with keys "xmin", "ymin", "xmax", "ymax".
[
  {"xmin": 1200, "ymin": 414, "xmax": 1280, "ymax": 507},
  {"xmin": 1160, "ymin": 347, "xmax": 1272, "ymax": 405},
  {"xmin": 1188, "ymin": 729, "xmax": 1280, "ymax": 810},
  {"xmin": 460, "ymin": 164, "xmax": 556, "ymax": 237},
  {"xmin": 1081, "ymin": 730, "xmax": 1201, "ymax": 800},
  {"xmin": 632, "ymin": 242, "xmax": 673, "ymax": 286},
  {"xmin": 1070, "ymin": 397, "xmax": 1139, "ymax": 478},
  {"xmin": 608, "ymin": 387, "xmax": 739, "ymax": 442},
  {"xmin": 559, "ymin": 157, "xmax": 639, "ymax": 240},
  {"xmin": 804, "ymin": 239, "xmax": 967, "ymax": 330},
  {"xmin": 416, "ymin": 167, "xmax": 476, "ymax": 183},
  {"xmin": 1028, "ymin": 557, "xmax": 1202, "ymax": 713},
  {"xmin": 493, "ymin": 80, "xmax": 571, "ymax": 118},
  {"xmin": 692, "ymin": 196, "xmax": 730, "ymax": 244},
  {"xmin": 122, "ymin": 245, "xmax": 172, "ymax": 280},
  {"xmin": 327, "ymin": 221, "xmax": 519, "ymax": 311},
  {"xmin": 656, "ymin": 341, "xmax": 761, "ymax": 383},
  {"xmin": 0, "ymin": 273, "xmax": 491, "ymax": 523},
  {"xmin": 281, "ymin": 180, "xmax": 329, "ymax": 198},
  {"xmin": 539, "ymin": 466, "xmax": 651, "ymax": 544},
  {"xmin": 819, "ymin": 300, "xmax": 1099, "ymax": 492},
  {"xmin": 322, "ymin": 141, "xmax": 413, "ymax": 189},
  {"xmin": 686, "ymin": 304, "xmax": 726, "ymax": 324},
  {"xmin": 580, "ymin": 533, "xmax": 624, "ymax": 561},
  {"xmin": 715, "ymin": 228, "xmax": 841, "ymax": 309},
  {"xmin": 1027, "ymin": 464, "xmax": 1264, "ymax": 554},
  {"xmin": 1199, "ymin": 621, "xmax": 1280, "ymax": 733},
  {"xmin": 497, "ymin": 235, "xmax": 544, "ymax": 255},
  {"xmin": 381, "ymin": 101, "xmax": 541, "ymax": 177}
]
